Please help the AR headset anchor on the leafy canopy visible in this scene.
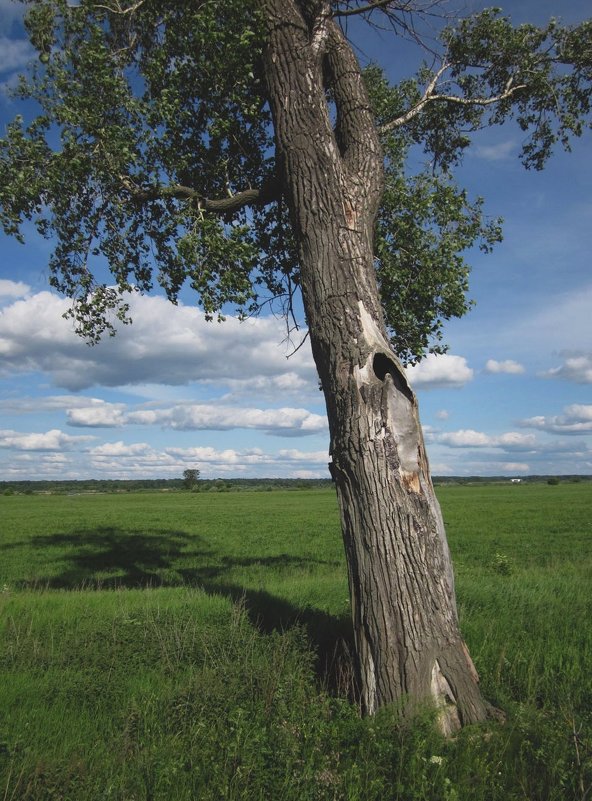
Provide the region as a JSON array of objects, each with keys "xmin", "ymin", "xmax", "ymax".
[{"xmin": 1, "ymin": 1, "xmax": 590, "ymax": 362}]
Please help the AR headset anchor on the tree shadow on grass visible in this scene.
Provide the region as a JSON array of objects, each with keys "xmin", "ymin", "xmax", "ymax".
[
  {"xmin": 4, "ymin": 526, "xmax": 356, "ymax": 696},
  {"xmin": 7, "ymin": 527, "xmax": 207, "ymax": 590}
]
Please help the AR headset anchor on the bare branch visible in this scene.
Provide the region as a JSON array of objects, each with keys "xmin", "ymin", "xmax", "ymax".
[
  {"xmin": 120, "ymin": 176, "xmax": 281, "ymax": 213},
  {"xmin": 286, "ymin": 329, "xmax": 310, "ymax": 358},
  {"xmin": 379, "ymin": 70, "xmax": 527, "ymax": 133},
  {"xmin": 332, "ymin": 0, "xmax": 398, "ymax": 18},
  {"xmin": 91, "ymin": 0, "xmax": 148, "ymax": 15},
  {"xmin": 333, "ymin": 0, "xmax": 444, "ymax": 24}
]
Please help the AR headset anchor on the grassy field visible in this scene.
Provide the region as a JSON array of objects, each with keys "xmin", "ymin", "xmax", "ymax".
[{"xmin": 0, "ymin": 483, "xmax": 590, "ymax": 800}]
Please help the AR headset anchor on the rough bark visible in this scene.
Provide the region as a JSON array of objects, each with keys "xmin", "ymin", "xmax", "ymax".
[{"xmin": 260, "ymin": 0, "xmax": 491, "ymax": 731}]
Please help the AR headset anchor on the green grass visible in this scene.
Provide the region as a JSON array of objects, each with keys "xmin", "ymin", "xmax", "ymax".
[{"xmin": 1, "ymin": 484, "xmax": 591, "ymax": 800}]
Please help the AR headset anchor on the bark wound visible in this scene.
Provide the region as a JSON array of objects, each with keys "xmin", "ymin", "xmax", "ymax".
[
  {"xmin": 355, "ymin": 303, "xmax": 420, "ymax": 491},
  {"xmin": 370, "ymin": 352, "xmax": 421, "ymax": 494},
  {"xmin": 462, "ymin": 640, "xmax": 481, "ymax": 684},
  {"xmin": 431, "ymin": 660, "xmax": 462, "ymax": 737},
  {"xmin": 343, "ymin": 197, "xmax": 357, "ymax": 229}
]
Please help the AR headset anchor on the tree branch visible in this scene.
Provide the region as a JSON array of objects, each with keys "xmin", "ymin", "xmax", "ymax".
[
  {"xmin": 332, "ymin": 0, "xmax": 412, "ymax": 18},
  {"xmin": 311, "ymin": 1, "xmax": 332, "ymax": 59},
  {"xmin": 90, "ymin": 0, "xmax": 148, "ymax": 15},
  {"xmin": 325, "ymin": 18, "xmax": 382, "ymax": 176},
  {"xmin": 120, "ymin": 176, "xmax": 281, "ymax": 213},
  {"xmin": 379, "ymin": 69, "xmax": 527, "ymax": 133}
]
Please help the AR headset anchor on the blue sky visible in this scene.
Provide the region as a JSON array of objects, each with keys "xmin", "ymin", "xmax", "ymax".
[{"xmin": 0, "ymin": 0, "xmax": 591, "ymax": 481}]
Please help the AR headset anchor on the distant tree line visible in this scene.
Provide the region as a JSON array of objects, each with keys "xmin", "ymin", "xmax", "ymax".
[
  {"xmin": 0, "ymin": 477, "xmax": 336, "ymax": 495},
  {"xmin": 1, "ymin": 475, "xmax": 589, "ymax": 497}
]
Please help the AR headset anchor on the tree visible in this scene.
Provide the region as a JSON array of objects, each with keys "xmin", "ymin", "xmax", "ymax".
[
  {"xmin": 1, "ymin": 0, "xmax": 590, "ymax": 731},
  {"xmin": 183, "ymin": 469, "xmax": 201, "ymax": 490}
]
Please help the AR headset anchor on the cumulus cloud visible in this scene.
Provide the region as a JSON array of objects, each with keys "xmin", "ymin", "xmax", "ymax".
[
  {"xmin": 164, "ymin": 445, "xmax": 327, "ymax": 465},
  {"xmin": 405, "ymin": 354, "xmax": 473, "ymax": 389},
  {"xmin": 520, "ymin": 404, "xmax": 592, "ymax": 435},
  {"xmin": 485, "ymin": 359, "xmax": 525, "ymax": 375},
  {"xmin": 66, "ymin": 402, "xmax": 127, "ymax": 428},
  {"xmin": 0, "ymin": 428, "xmax": 94, "ymax": 451},
  {"xmin": 63, "ymin": 396, "xmax": 327, "ymax": 436},
  {"xmin": 0, "ymin": 279, "xmax": 30, "ymax": 299},
  {"xmin": 126, "ymin": 403, "xmax": 327, "ymax": 436},
  {"xmin": 90, "ymin": 441, "xmax": 153, "ymax": 457},
  {"xmin": 437, "ymin": 429, "xmax": 537, "ymax": 450},
  {"xmin": 430, "ymin": 424, "xmax": 590, "ymax": 476},
  {"xmin": 221, "ymin": 371, "xmax": 315, "ymax": 399},
  {"xmin": 84, "ymin": 441, "xmax": 330, "ymax": 479},
  {"xmin": 0, "ymin": 291, "xmax": 317, "ymax": 392},
  {"xmin": 437, "ymin": 429, "xmax": 490, "ymax": 448},
  {"xmin": 542, "ymin": 353, "xmax": 592, "ymax": 384},
  {"xmin": 2, "ymin": 390, "xmax": 327, "ymax": 439},
  {"xmin": 277, "ymin": 448, "xmax": 328, "ymax": 464}
]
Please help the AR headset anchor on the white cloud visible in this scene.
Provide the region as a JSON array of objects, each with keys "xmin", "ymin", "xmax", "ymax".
[
  {"xmin": 90, "ymin": 441, "xmax": 152, "ymax": 457},
  {"xmin": 163, "ymin": 446, "xmax": 256, "ymax": 465},
  {"xmin": 221, "ymin": 371, "xmax": 315, "ymax": 400},
  {"xmin": 438, "ymin": 429, "xmax": 491, "ymax": 447},
  {"xmin": 277, "ymin": 448, "xmax": 328, "ymax": 464},
  {"xmin": 496, "ymin": 432, "xmax": 538, "ymax": 448},
  {"xmin": 405, "ymin": 354, "xmax": 473, "ymax": 389},
  {"xmin": 430, "ymin": 424, "xmax": 590, "ymax": 475},
  {"xmin": 473, "ymin": 140, "xmax": 516, "ymax": 161},
  {"xmin": 0, "ymin": 291, "xmax": 317, "ymax": 392},
  {"xmin": 0, "ymin": 428, "xmax": 94, "ymax": 451},
  {"xmin": 0, "ymin": 37, "xmax": 32, "ymax": 73},
  {"xmin": 0, "ymin": 394, "xmax": 99, "ymax": 413},
  {"xmin": 125, "ymin": 403, "xmax": 327, "ymax": 436},
  {"xmin": 542, "ymin": 353, "xmax": 592, "ymax": 384},
  {"xmin": 435, "ymin": 409, "xmax": 449, "ymax": 420},
  {"xmin": 1, "ymin": 388, "xmax": 327, "ymax": 440},
  {"xmin": 502, "ymin": 462, "xmax": 530, "ymax": 473},
  {"xmin": 84, "ymin": 441, "xmax": 330, "ymax": 479},
  {"xmin": 38, "ymin": 453, "xmax": 70, "ymax": 467},
  {"xmin": 0, "ymin": 279, "xmax": 30, "ymax": 299},
  {"xmin": 165, "ymin": 444, "xmax": 328, "ymax": 467},
  {"xmin": 520, "ymin": 404, "xmax": 592, "ymax": 435},
  {"xmin": 485, "ymin": 358, "xmax": 525, "ymax": 375},
  {"xmin": 437, "ymin": 429, "xmax": 537, "ymax": 450},
  {"xmin": 66, "ymin": 402, "xmax": 127, "ymax": 428}
]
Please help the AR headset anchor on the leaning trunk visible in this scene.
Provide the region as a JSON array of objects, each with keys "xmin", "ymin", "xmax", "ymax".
[{"xmin": 261, "ymin": 0, "xmax": 490, "ymax": 731}]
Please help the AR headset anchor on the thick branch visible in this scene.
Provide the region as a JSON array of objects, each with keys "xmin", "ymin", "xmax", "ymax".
[
  {"xmin": 379, "ymin": 70, "xmax": 527, "ymax": 132},
  {"xmin": 311, "ymin": 1, "xmax": 332, "ymax": 58},
  {"xmin": 325, "ymin": 18, "xmax": 382, "ymax": 178},
  {"xmin": 121, "ymin": 176, "xmax": 281, "ymax": 212}
]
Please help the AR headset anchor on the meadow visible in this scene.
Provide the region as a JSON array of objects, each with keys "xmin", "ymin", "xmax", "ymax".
[{"xmin": 0, "ymin": 482, "xmax": 590, "ymax": 800}]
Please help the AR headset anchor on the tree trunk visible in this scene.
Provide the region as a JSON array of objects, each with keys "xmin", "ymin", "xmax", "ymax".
[{"xmin": 261, "ymin": 0, "xmax": 491, "ymax": 731}]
